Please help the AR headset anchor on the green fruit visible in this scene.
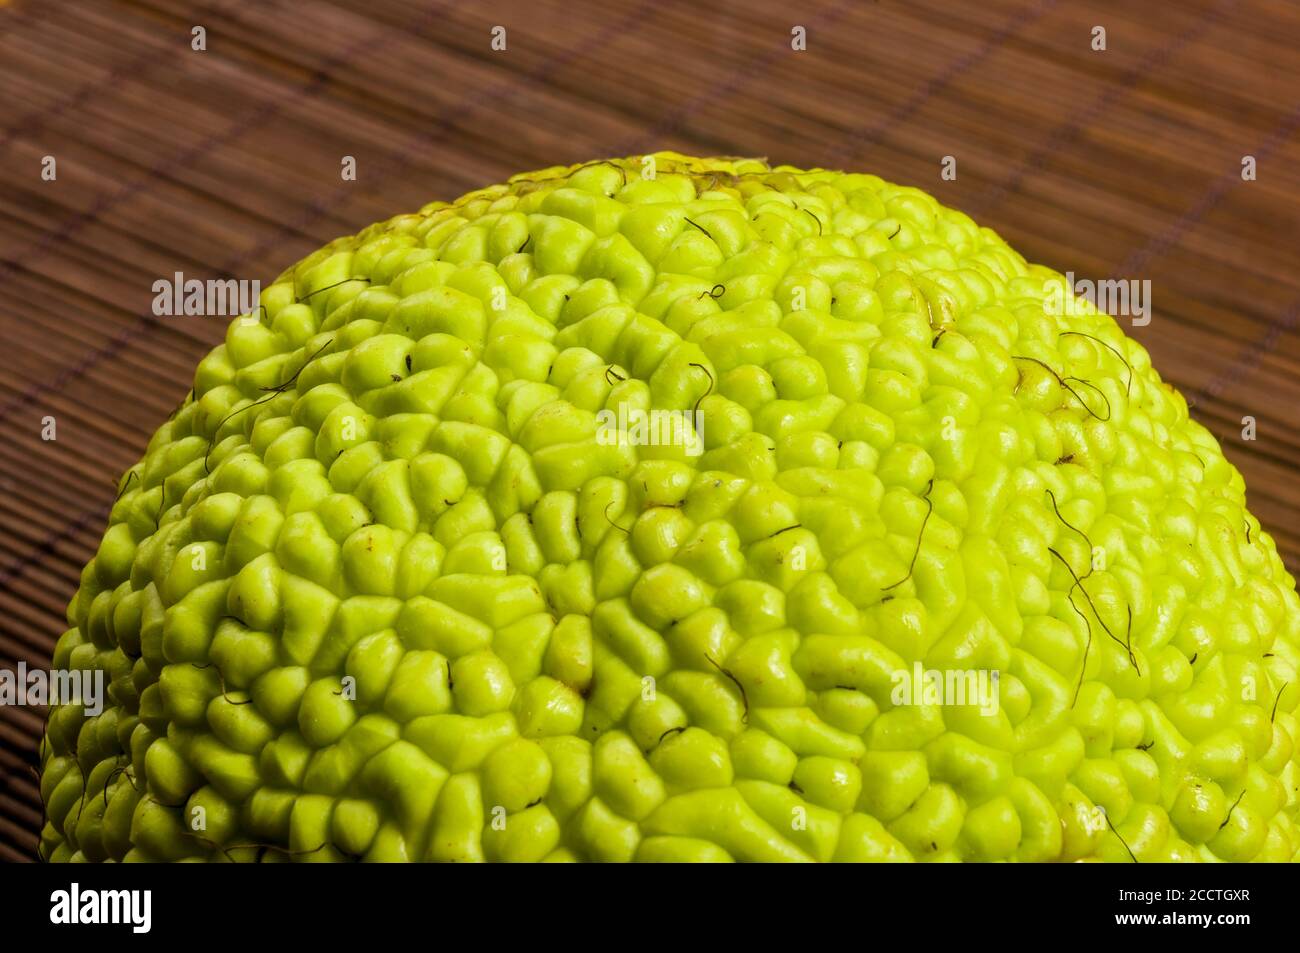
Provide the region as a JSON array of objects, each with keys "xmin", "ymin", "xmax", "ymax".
[{"xmin": 40, "ymin": 153, "xmax": 1300, "ymax": 862}]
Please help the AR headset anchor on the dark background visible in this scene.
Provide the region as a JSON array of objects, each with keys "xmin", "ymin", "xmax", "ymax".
[{"xmin": 1, "ymin": 0, "xmax": 1297, "ymax": 862}]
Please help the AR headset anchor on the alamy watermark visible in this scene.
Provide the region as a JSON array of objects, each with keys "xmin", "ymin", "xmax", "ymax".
[
  {"xmin": 0, "ymin": 663, "xmax": 104, "ymax": 715},
  {"xmin": 50, "ymin": 883, "xmax": 151, "ymax": 933},
  {"xmin": 596, "ymin": 404, "xmax": 704, "ymax": 456},
  {"xmin": 1044, "ymin": 271, "xmax": 1151, "ymax": 326},
  {"xmin": 152, "ymin": 272, "xmax": 261, "ymax": 317},
  {"xmin": 890, "ymin": 662, "xmax": 1000, "ymax": 716}
]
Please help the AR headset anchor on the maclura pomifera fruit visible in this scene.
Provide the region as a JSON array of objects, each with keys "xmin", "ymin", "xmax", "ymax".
[{"xmin": 39, "ymin": 153, "xmax": 1300, "ymax": 862}]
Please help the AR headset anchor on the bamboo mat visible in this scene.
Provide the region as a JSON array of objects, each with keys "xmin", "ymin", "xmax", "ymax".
[{"xmin": 1, "ymin": 0, "xmax": 1297, "ymax": 862}]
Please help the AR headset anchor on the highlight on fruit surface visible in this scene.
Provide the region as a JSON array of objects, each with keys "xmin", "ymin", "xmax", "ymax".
[{"xmin": 38, "ymin": 152, "xmax": 1300, "ymax": 862}]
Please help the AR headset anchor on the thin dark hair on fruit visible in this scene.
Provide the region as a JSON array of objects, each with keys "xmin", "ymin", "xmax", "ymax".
[
  {"xmin": 683, "ymin": 217, "xmax": 712, "ymax": 240},
  {"xmin": 1126, "ymin": 605, "xmax": 1135, "ymax": 670},
  {"xmin": 25, "ymin": 762, "xmax": 49, "ymax": 833},
  {"xmin": 118, "ymin": 765, "xmax": 143, "ymax": 793},
  {"xmin": 1063, "ymin": 376, "xmax": 1113, "ymax": 420},
  {"xmin": 1044, "ymin": 488, "xmax": 1092, "ymax": 560},
  {"xmin": 186, "ymin": 831, "xmax": 330, "ymax": 864},
  {"xmin": 260, "ymin": 336, "xmax": 335, "ymax": 395},
  {"xmin": 1219, "ymin": 790, "xmax": 1246, "ymax": 831},
  {"xmin": 602, "ymin": 499, "xmax": 629, "ymax": 535},
  {"xmin": 884, "ymin": 480, "xmax": 935, "ymax": 591},
  {"xmin": 1104, "ymin": 810, "xmax": 1138, "ymax": 863},
  {"xmin": 145, "ymin": 792, "xmax": 188, "ymax": 810},
  {"xmin": 70, "ymin": 763, "xmax": 94, "ymax": 830},
  {"xmin": 208, "ymin": 664, "xmax": 253, "ymax": 706},
  {"xmin": 103, "ymin": 757, "xmax": 132, "ymax": 807},
  {"xmin": 1011, "ymin": 355, "xmax": 1111, "ymax": 421},
  {"xmin": 1065, "ymin": 590, "xmax": 1093, "ymax": 708},
  {"xmin": 297, "ymin": 276, "xmax": 371, "ymax": 303},
  {"xmin": 204, "ymin": 337, "xmax": 335, "ymax": 473},
  {"xmin": 689, "ymin": 362, "xmax": 714, "ymax": 417},
  {"xmin": 165, "ymin": 389, "xmax": 192, "ymax": 422},
  {"xmin": 153, "ymin": 478, "xmax": 167, "ymax": 529},
  {"xmin": 595, "ymin": 159, "xmax": 628, "ymax": 187},
  {"xmin": 1216, "ymin": 790, "xmax": 1248, "ymax": 832},
  {"xmin": 113, "ymin": 469, "xmax": 140, "ymax": 502},
  {"xmin": 1059, "ymin": 330, "xmax": 1133, "ymax": 397},
  {"xmin": 704, "ymin": 653, "xmax": 749, "ymax": 724},
  {"xmin": 1049, "ymin": 547, "xmax": 1139, "ymax": 675},
  {"xmin": 657, "ymin": 726, "xmax": 687, "ymax": 747}
]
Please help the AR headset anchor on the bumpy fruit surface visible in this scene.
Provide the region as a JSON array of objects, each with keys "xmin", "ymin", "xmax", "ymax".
[{"xmin": 40, "ymin": 153, "xmax": 1300, "ymax": 862}]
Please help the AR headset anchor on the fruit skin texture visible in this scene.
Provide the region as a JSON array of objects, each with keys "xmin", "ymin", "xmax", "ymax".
[{"xmin": 39, "ymin": 152, "xmax": 1300, "ymax": 863}]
